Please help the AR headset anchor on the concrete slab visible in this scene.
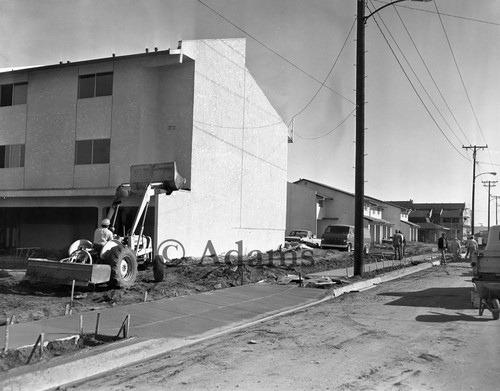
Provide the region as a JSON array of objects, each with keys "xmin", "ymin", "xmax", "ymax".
[{"xmin": 0, "ymin": 262, "xmax": 438, "ymax": 391}]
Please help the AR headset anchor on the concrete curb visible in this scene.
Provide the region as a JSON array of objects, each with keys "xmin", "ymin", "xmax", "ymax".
[{"xmin": 0, "ymin": 260, "xmax": 438, "ymax": 391}]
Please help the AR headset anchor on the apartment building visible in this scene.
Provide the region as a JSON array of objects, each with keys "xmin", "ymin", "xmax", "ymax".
[{"xmin": 0, "ymin": 38, "xmax": 289, "ymax": 257}]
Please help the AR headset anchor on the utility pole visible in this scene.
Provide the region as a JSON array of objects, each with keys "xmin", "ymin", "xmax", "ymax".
[
  {"xmin": 354, "ymin": 0, "xmax": 366, "ymax": 276},
  {"xmin": 463, "ymin": 145, "xmax": 488, "ymax": 235},
  {"xmin": 493, "ymin": 195, "xmax": 500, "ymax": 225},
  {"xmin": 483, "ymin": 180, "xmax": 497, "ymax": 231},
  {"xmin": 353, "ymin": 0, "xmax": 432, "ymax": 276}
]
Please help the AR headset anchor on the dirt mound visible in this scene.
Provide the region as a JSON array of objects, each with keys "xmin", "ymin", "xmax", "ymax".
[{"xmin": 0, "ymin": 243, "xmax": 434, "ymax": 372}]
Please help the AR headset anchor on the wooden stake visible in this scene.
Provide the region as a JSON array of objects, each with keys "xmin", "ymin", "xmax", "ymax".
[
  {"xmin": 143, "ymin": 291, "xmax": 148, "ymax": 302},
  {"xmin": 79, "ymin": 315, "xmax": 84, "ymax": 336},
  {"xmin": 3, "ymin": 319, "xmax": 9, "ymax": 352},
  {"xmin": 70, "ymin": 280, "xmax": 75, "ymax": 314},
  {"xmin": 27, "ymin": 333, "xmax": 44, "ymax": 364},
  {"xmin": 125, "ymin": 315, "xmax": 130, "ymax": 338},
  {"xmin": 95, "ymin": 313, "xmax": 101, "ymax": 337},
  {"xmin": 116, "ymin": 315, "xmax": 131, "ymax": 339}
]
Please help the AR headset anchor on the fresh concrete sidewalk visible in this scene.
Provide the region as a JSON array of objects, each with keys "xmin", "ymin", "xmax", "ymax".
[{"xmin": 1, "ymin": 257, "xmax": 440, "ymax": 391}]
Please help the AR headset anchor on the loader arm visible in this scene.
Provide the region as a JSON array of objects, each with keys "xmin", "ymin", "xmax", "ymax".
[{"xmin": 129, "ymin": 183, "xmax": 158, "ymax": 235}]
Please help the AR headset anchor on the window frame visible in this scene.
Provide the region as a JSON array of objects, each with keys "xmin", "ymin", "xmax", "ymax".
[
  {"xmin": 75, "ymin": 139, "xmax": 110, "ymax": 165},
  {"xmin": 0, "ymin": 82, "xmax": 28, "ymax": 107},
  {"xmin": 0, "ymin": 144, "xmax": 25, "ymax": 168},
  {"xmin": 78, "ymin": 72, "xmax": 113, "ymax": 99}
]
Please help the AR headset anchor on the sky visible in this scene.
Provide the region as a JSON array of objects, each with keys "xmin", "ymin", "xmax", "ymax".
[{"xmin": 1, "ymin": 0, "xmax": 499, "ymax": 227}]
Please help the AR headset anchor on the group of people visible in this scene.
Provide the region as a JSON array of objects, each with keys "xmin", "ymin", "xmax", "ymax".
[
  {"xmin": 392, "ymin": 230, "xmax": 406, "ymax": 260},
  {"xmin": 393, "ymin": 230, "xmax": 480, "ymax": 264},
  {"xmin": 438, "ymin": 233, "xmax": 478, "ymax": 264}
]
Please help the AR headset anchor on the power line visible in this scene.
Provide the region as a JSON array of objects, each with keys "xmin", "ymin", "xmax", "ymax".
[
  {"xmin": 372, "ymin": 0, "xmax": 500, "ymax": 27},
  {"xmin": 294, "ymin": 108, "xmax": 356, "ymax": 140},
  {"xmin": 196, "ymin": 0, "xmax": 355, "ymax": 106},
  {"xmin": 433, "ymin": 1, "xmax": 489, "ymax": 148},
  {"xmin": 368, "ymin": 5, "xmax": 468, "ymax": 160},
  {"xmin": 289, "ymin": 18, "xmax": 356, "ymax": 129},
  {"xmin": 369, "ymin": 1, "xmax": 468, "ymax": 151},
  {"xmin": 391, "ymin": 4, "xmax": 471, "ymax": 147}
]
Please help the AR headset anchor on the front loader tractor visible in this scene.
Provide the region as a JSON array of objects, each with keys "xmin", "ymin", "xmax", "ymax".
[{"xmin": 24, "ymin": 162, "xmax": 185, "ymax": 289}]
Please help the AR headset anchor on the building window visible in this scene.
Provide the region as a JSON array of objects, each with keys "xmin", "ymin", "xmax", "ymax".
[
  {"xmin": 0, "ymin": 144, "xmax": 25, "ymax": 168},
  {"xmin": 75, "ymin": 139, "xmax": 110, "ymax": 165},
  {"xmin": 0, "ymin": 82, "xmax": 28, "ymax": 107},
  {"xmin": 78, "ymin": 72, "xmax": 113, "ymax": 99}
]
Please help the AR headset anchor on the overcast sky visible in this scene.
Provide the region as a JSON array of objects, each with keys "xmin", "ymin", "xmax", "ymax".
[{"xmin": 1, "ymin": 0, "xmax": 499, "ymax": 227}]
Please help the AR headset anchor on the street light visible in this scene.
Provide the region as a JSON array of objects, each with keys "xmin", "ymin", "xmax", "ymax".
[
  {"xmin": 354, "ymin": 0, "xmax": 432, "ymax": 276},
  {"xmin": 472, "ymin": 171, "xmax": 496, "ymax": 235}
]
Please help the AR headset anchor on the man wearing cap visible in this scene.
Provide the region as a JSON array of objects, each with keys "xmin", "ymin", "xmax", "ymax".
[
  {"xmin": 94, "ymin": 218, "xmax": 114, "ymax": 252},
  {"xmin": 438, "ymin": 233, "xmax": 448, "ymax": 265}
]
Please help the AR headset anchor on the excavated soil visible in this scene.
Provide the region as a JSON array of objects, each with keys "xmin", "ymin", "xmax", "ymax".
[{"xmin": 0, "ymin": 243, "xmax": 433, "ymax": 372}]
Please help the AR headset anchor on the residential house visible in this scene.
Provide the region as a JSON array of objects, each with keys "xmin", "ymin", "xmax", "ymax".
[
  {"xmin": 285, "ymin": 182, "xmax": 317, "ymax": 236},
  {"xmin": 0, "ymin": 38, "xmax": 289, "ymax": 257},
  {"xmin": 389, "ymin": 201, "xmax": 468, "ymax": 242},
  {"xmin": 291, "ymin": 179, "xmax": 416, "ymax": 244}
]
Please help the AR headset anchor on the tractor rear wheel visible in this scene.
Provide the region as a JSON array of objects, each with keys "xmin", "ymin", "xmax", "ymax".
[
  {"xmin": 153, "ymin": 255, "xmax": 165, "ymax": 282},
  {"xmin": 108, "ymin": 247, "xmax": 138, "ymax": 289}
]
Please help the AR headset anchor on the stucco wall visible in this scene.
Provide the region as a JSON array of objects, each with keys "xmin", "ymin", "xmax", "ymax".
[
  {"xmin": 155, "ymin": 39, "xmax": 288, "ymax": 257},
  {"xmin": 286, "ymin": 182, "xmax": 317, "ymax": 235}
]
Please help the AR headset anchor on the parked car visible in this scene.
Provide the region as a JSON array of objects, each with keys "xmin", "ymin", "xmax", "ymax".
[
  {"xmin": 284, "ymin": 229, "xmax": 322, "ymax": 247},
  {"xmin": 322, "ymin": 224, "xmax": 371, "ymax": 254}
]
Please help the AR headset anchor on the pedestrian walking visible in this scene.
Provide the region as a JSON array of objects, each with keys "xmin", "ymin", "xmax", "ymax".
[
  {"xmin": 438, "ymin": 233, "xmax": 448, "ymax": 264},
  {"xmin": 465, "ymin": 235, "xmax": 478, "ymax": 259},
  {"xmin": 393, "ymin": 230, "xmax": 403, "ymax": 260},
  {"xmin": 401, "ymin": 232, "xmax": 407, "ymax": 257},
  {"xmin": 450, "ymin": 237, "xmax": 461, "ymax": 262}
]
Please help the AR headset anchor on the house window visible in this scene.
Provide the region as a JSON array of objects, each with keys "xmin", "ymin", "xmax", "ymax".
[
  {"xmin": 78, "ymin": 72, "xmax": 113, "ymax": 99},
  {"xmin": 0, "ymin": 144, "xmax": 25, "ymax": 168},
  {"xmin": 75, "ymin": 139, "xmax": 110, "ymax": 165},
  {"xmin": 0, "ymin": 82, "xmax": 28, "ymax": 106}
]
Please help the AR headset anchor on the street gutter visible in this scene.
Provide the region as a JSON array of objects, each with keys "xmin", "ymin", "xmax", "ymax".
[{"xmin": 0, "ymin": 259, "xmax": 440, "ymax": 391}]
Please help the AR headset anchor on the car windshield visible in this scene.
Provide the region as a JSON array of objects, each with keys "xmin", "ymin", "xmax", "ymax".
[
  {"xmin": 325, "ymin": 226, "xmax": 349, "ymax": 234},
  {"xmin": 289, "ymin": 231, "xmax": 307, "ymax": 237}
]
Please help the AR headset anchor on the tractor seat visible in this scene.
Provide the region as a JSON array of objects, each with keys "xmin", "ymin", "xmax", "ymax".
[{"xmin": 68, "ymin": 239, "xmax": 94, "ymax": 255}]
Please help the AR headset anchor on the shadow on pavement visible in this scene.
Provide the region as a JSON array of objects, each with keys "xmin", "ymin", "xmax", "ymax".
[
  {"xmin": 379, "ymin": 287, "xmax": 472, "ymax": 310},
  {"xmin": 416, "ymin": 311, "xmax": 490, "ymax": 323}
]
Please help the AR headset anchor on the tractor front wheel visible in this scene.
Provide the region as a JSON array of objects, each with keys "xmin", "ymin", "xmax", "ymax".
[{"xmin": 108, "ymin": 247, "xmax": 138, "ymax": 289}]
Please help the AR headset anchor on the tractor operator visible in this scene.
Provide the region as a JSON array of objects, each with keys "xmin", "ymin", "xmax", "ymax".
[{"xmin": 94, "ymin": 218, "xmax": 113, "ymax": 252}]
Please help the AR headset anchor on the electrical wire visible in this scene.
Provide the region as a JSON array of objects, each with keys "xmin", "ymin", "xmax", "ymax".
[
  {"xmin": 392, "ymin": 4, "xmax": 472, "ymax": 147},
  {"xmin": 196, "ymin": 0, "xmax": 355, "ymax": 106},
  {"xmin": 433, "ymin": 1, "xmax": 490, "ymax": 149},
  {"xmin": 368, "ymin": 2, "xmax": 467, "ymax": 152},
  {"xmin": 367, "ymin": 5, "xmax": 469, "ymax": 160},
  {"xmin": 372, "ymin": 0, "xmax": 500, "ymax": 27},
  {"xmin": 288, "ymin": 18, "xmax": 356, "ymax": 129},
  {"xmin": 294, "ymin": 108, "xmax": 356, "ymax": 140}
]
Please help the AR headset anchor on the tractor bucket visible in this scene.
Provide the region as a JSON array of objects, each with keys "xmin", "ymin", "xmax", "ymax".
[
  {"xmin": 130, "ymin": 161, "xmax": 186, "ymax": 193},
  {"xmin": 23, "ymin": 258, "xmax": 111, "ymax": 287}
]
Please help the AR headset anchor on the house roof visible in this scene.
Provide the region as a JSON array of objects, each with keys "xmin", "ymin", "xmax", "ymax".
[
  {"xmin": 0, "ymin": 46, "xmax": 184, "ymax": 76},
  {"xmin": 364, "ymin": 216, "xmax": 394, "ymax": 225},
  {"xmin": 440, "ymin": 209, "xmax": 464, "ymax": 218},
  {"xmin": 418, "ymin": 222, "xmax": 450, "ymax": 230},
  {"xmin": 294, "ymin": 179, "xmax": 407, "ymax": 211},
  {"xmin": 388, "ymin": 201, "xmax": 466, "ymax": 215},
  {"xmin": 402, "ymin": 220, "xmax": 420, "ymax": 228},
  {"xmin": 410, "ymin": 210, "xmax": 429, "ymax": 218}
]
